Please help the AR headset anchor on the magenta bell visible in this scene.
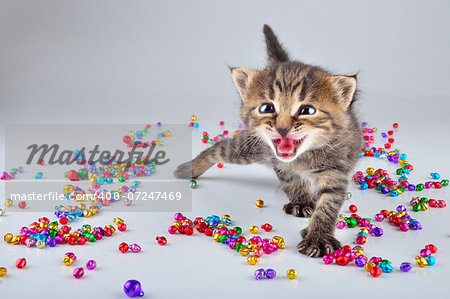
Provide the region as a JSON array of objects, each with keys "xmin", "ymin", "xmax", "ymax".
[
  {"xmin": 124, "ymin": 280, "xmax": 144, "ymax": 297},
  {"xmin": 129, "ymin": 244, "xmax": 142, "ymax": 253}
]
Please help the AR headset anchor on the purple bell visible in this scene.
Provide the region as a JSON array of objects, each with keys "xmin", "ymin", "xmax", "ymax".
[
  {"xmin": 400, "ymin": 262, "xmax": 412, "ymax": 272},
  {"xmin": 124, "ymin": 280, "xmax": 144, "ymax": 297},
  {"xmin": 355, "ymin": 257, "xmax": 367, "ymax": 267},
  {"xmin": 254, "ymin": 268, "xmax": 265, "ymax": 280},
  {"xmin": 264, "ymin": 269, "xmax": 277, "ymax": 279},
  {"xmin": 372, "ymin": 227, "xmax": 383, "ymax": 237}
]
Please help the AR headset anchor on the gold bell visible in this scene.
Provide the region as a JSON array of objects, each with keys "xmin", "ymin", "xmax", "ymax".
[
  {"xmin": 249, "ymin": 226, "xmax": 259, "ymax": 234},
  {"xmin": 277, "ymin": 241, "xmax": 286, "ymax": 249},
  {"xmin": 247, "ymin": 256, "xmax": 260, "ymax": 265},
  {"xmin": 222, "ymin": 214, "xmax": 231, "ymax": 220},
  {"xmin": 213, "ymin": 233, "xmax": 221, "ymax": 242},
  {"xmin": 62, "ymin": 256, "xmax": 74, "ymax": 266},
  {"xmin": 5, "ymin": 199, "xmax": 13, "ymax": 208},
  {"xmin": 416, "ymin": 256, "xmax": 428, "ymax": 267},
  {"xmin": 113, "ymin": 218, "xmax": 124, "ymax": 225},
  {"xmin": 10, "ymin": 236, "xmax": 21, "ymax": 245},
  {"xmin": 255, "ymin": 200, "xmax": 264, "ymax": 208},
  {"xmin": 4, "ymin": 233, "xmax": 13, "ymax": 243},
  {"xmin": 272, "ymin": 236, "xmax": 284, "ymax": 244},
  {"xmin": 239, "ymin": 248, "xmax": 250, "ymax": 256},
  {"xmin": 0, "ymin": 267, "xmax": 7, "ymax": 277},
  {"xmin": 286, "ymin": 269, "xmax": 298, "ymax": 279},
  {"xmin": 365, "ymin": 262, "xmax": 376, "ymax": 272}
]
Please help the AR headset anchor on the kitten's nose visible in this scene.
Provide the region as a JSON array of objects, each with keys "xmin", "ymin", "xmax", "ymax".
[{"xmin": 276, "ymin": 127, "xmax": 290, "ymax": 137}]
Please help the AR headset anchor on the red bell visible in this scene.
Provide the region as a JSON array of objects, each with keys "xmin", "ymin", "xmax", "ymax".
[
  {"xmin": 336, "ymin": 255, "xmax": 350, "ymax": 266},
  {"xmin": 356, "ymin": 236, "xmax": 367, "ymax": 245},
  {"xmin": 117, "ymin": 223, "xmax": 127, "ymax": 232},
  {"xmin": 425, "ymin": 244, "xmax": 438, "ymax": 253},
  {"xmin": 119, "ymin": 242, "xmax": 129, "ymax": 253},
  {"xmin": 341, "ymin": 245, "xmax": 352, "ymax": 253},
  {"xmin": 156, "ymin": 236, "xmax": 167, "ymax": 246},
  {"xmin": 204, "ymin": 227, "xmax": 213, "ymax": 236},
  {"xmin": 261, "ymin": 223, "xmax": 273, "ymax": 232},
  {"xmin": 184, "ymin": 227, "xmax": 193, "ymax": 235},
  {"xmin": 370, "ymin": 266, "xmax": 382, "ymax": 277},
  {"xmin": 15, "ymin": 258, "xmax": 27, "ymax": 269},
  {"xmin": 103, "ymin": 227, "xmax": 113, "ymax": 237},
  {"xmin": 76, "ymin": 237, "xmax": 87, "ymax": 245},
  {"xmin": 66, "ymin": 235, "xmax": 76, "ymax": 245}
]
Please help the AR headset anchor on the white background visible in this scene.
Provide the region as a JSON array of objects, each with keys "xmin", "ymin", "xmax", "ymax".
[{"xmin": 1, "ymin": 1, "xmax": 450, "ymax": 298}]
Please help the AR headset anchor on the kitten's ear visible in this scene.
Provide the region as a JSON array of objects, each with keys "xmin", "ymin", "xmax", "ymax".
[
  {"xmin": 263, "ymin": 24, "xmax": 290, "ymax": 64},
  {"xmin": 231, "ymin": 68, "xmax": 258, "ymax": 101},
  {"xmin": 331, "ymin": 75, "xmax": 357, "ymax": 109}
]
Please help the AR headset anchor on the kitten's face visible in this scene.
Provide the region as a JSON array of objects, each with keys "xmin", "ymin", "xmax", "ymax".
[{"xmin": 233, "ymin": 63, "xmax": 356, "ymax": 162}]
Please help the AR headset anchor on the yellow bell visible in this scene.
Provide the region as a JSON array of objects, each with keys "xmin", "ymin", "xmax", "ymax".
[
  {"xmin": 63, "ymin": 185, "xmax": 74, "ymax": 193},
  {"xmin": 366, "ymin": 168, "xmax": 374, "ymax": 175},
  {"xmin": 4, "ymin": 233, "xmax": 13, "ymax": 243},
  {"xmin": 239, "ymin": 248, "xmax": 250, "ymax": 256},
  {"xmin": 365, "ymin": 262, "xmax": 376, "ymax": 272},
  {"xmin": 286, "ymin": 269, "xmax": 298, "ymax": 279},
  {"xmin": 353, "ymin": 248, "xmax": 364, "ymax": 256},
  {"xmin": 249, "ymin": 226, "xmax": 259, "ymax": 234},
  {"xmin": 247, "ymin": 256, "xmax": 260, "ymax": 265},
  {"xmin": 255, "ymin": 200, "xmax": 264, "ymax": 208},
  {"xmin": 272, "ymin": 236, "xmax": 284, "ymax": 244},
  {"xmin": 416, "ymin": 256, "xmax": 428, "ymax": 267},
  {"xmin": 5, "ymin": 199, "xmax": 13, "ymax": 208},
  {"xmin": 213, "ymin": 233, "xmax": 221, "ymax": 242},
  {"xmin": 10, "ymin": 236, "xmax": 20, "ymax": 245},
  {"xmin": 277, "ymin": 241, "xmax": 286, "ymax": 249},
  {"xmin": 106, "ymin": 225, "xmax": 116, "ymax": 233},
  {"xmin": 62, "ymin": 256, "xmax": 74, "ymax": 266},
  {"xmin": 222, "ymin": 214, "xmax": 231, "ymax": 220},
  {"xmin": 113, "ymin": 218, "xmax": 124, "ymax": 225},
  {"xmin": 0, "ymin": 267, "xmax": 7, "ymax": 277}
]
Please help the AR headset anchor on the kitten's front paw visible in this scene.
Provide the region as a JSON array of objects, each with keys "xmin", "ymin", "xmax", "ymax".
[
  {"xmin": 283, "ymin": 202, "xmax": 314, "ymax": 218},
  {"xmin": 297, "ymin": 234, "xmax": 341, "ymax": 258},
  {"xmin": 174, "ymin": 161, "xmax": 194, "ymax": 179}
]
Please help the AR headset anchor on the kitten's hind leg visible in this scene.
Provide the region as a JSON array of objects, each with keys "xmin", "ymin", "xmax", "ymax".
[
  {"xmin": 276, "ymin": 170, "xmax": 316, "ymax": 218},
  {"xmin": 174, "ymin": 131, "xmax": 268, "ymax": 179}
]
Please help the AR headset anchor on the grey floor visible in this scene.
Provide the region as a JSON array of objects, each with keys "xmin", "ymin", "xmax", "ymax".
[{"xmin": 1, "ymin": 1, "xmax": 450, "ymax": 298}]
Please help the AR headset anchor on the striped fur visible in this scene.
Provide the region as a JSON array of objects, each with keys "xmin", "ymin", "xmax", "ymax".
[{"xmin": 174, "ymin": 25, "xmax": 361, "ymax": 257}]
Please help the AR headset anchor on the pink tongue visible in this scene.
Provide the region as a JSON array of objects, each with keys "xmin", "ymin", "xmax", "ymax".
[{"xmin": 277, "ymin": 137, "xmax": 295, "ymax": 154}]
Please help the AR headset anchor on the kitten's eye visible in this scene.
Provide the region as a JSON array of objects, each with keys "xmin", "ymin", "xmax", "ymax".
[
  {"xmin": 298, "ymin": 106, "xmax": 316, "ymax": 115},
  {"xmin": 259, "ymin": 103, "xmax": 275, "ymax": 113}
]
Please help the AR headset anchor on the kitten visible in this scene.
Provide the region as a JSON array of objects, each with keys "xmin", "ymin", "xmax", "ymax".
[{"xmin": 175, "ymin": 25, "xmax": 361, "ymax": 257}]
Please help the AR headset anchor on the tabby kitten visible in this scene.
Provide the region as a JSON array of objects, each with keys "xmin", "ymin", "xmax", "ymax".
[{"xmin": 175, "ymin": 25, "xmax": 361, "ymax": 257}]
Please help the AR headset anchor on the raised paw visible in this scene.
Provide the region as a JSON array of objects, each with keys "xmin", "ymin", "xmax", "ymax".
[
  {"xmin": 283, "ymin": 202, "xmax": 315, "ymax": 218},
  {"xmin": 297, "ymin": 234, "xmax": 341, "ymax": 258},
  {"xmin": 173, "ymin": 161, "xmax": 195, "ymax": 179}
]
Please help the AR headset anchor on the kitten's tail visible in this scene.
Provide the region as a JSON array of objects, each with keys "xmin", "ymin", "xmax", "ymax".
[{"xmin": 263, "ymin": 24, "xmax": 290, "ymax": 64}]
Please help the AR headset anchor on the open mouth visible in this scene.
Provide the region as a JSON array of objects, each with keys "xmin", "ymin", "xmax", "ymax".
[{"xmin": 271, "ymin": 137, "xmax": 305, "ymax": 160}]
